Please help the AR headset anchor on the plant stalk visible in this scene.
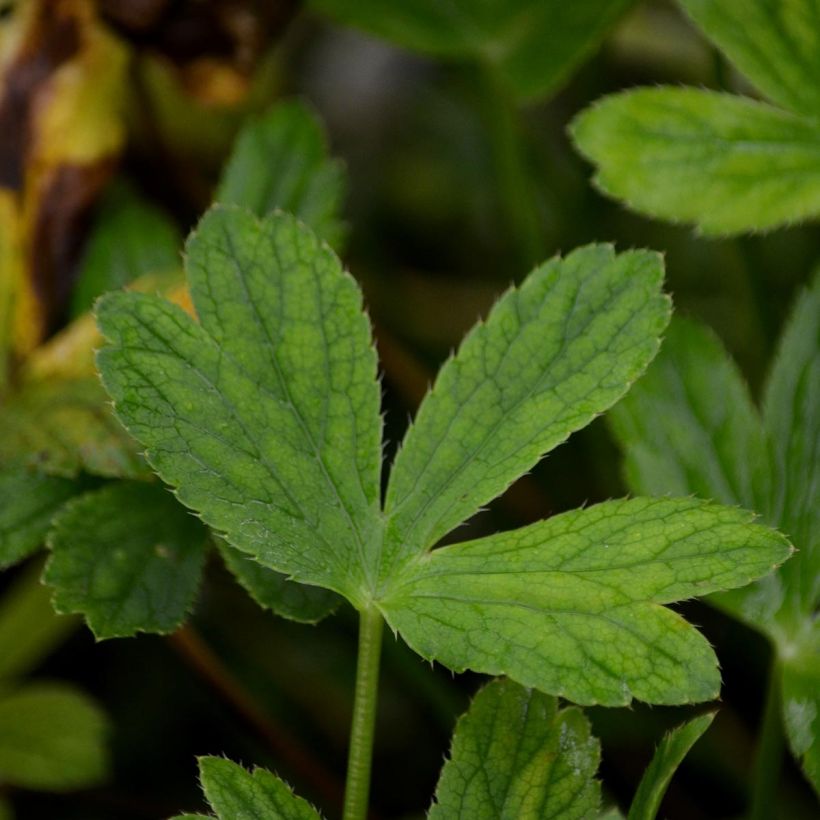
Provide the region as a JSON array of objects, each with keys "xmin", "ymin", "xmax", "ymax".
[
  {"xmin": 343, "ymin": 606, "xmax": 384, "ymax": 820},
  {"xmin": 749, "ymin": 657, "xmax": 784, "ymax": 820}
]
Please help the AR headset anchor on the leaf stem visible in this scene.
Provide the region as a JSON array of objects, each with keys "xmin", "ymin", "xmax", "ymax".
[
  {"xmin": 478, "ymin": 63, "xmax": 545, "ymax": 271},
  {"xmin": 749, "ymin": 656, "xmax": 783, "ymax": 820},
  {"xmin": 343, "ymin": 606, "xmax": 384, "ymax": 820}
]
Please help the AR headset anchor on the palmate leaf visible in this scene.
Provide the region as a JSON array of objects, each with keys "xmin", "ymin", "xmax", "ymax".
[
  {"xmin": 216, "ymin": 101, "xmax": 346, "ymax": 248},
  {"xmin": 173, "ymin": 756, "xmax": 322, "ymax": 820},
  {"xmin": 309, "ymin": 0, "xmax": 637, "ymax": 103},
  {"xmin": 626, "ymin": 713, "xmax": 714, "ymax": 820},
  {"xmin": 679, "ymin": 0, "xmax": 820, "ymax": 118},
  {"xmin": 44, "ymin": 482, "xmax": 208, "ymax": 639},
  {"xmin": 384, "ymin": 498, "xmax": 789, "ymax": 705},
  {"xmin": 428, "ymin": 678, "xmax": 601, "ymax": 819},
  {"xmin": 570, "ymin": 88, "xmax": 820, "ymax": 236},
  {"xmin": 609, "ymin": 271, "xmax": 819, "ymax": 788},
  {"xmin": 97, "ymin": 208, "xmax": 790, "ymax": 706}
]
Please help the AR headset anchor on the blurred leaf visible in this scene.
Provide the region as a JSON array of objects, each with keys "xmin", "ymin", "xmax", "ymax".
[
  {"xmin": 218, "ymin": 540, "xmax": 341, "ymax": 624},
  {"xmin": 0, "ymin": 798, "xmax": 11, "ymax": 820},
  {"xmin": 310, "ymin": 0, "xmax": 638, "ymax": 103},
  {"xmin": 384, "ymin": 245, "xmax": 669, "ymax": 562},
  {"xmin": 45, "ymin": 481, "xmax": 208, "ymax": 639},
  {"xmin": 197, "ymin": 756, "xmax": 322, "ymax": 819},
  {"xmin": 598, "ymin": 809, "xmax": 625, "ymax": 820},
  {"xmin": 217, "ymin": 101, "xmax": 347, "ymax": 248},
  {"xmin": 97, "ymin": 207, "xmax": 383, "ymax": 605},
  {"xmin": 0, "ymin": 468, "xmax": 83, "ymax": 568},
  {"xmin": 0, "ymin": 377, "xmax": 148, "ymax": 479},
  {"xmin": 609, "ymin": 271, "xmax": 819, "ymax": 789},
  {"xmin": 70, "ymin": 181, "xmax": 181, "ymax": 317},
  {"xmin": 680, "ymin": 0, "xmax": 820, "ymax": 117},
  {"xmin": 571, "ymin": 88, "xmax": 820, "ymax": 236},
  {"xmin": 627, "ymin": 713, "xmax": 714, "ymax": 820},
  {"xmin": 0, "ymin": 681, "xmax": 108, "ymax": 790},
  {"xmin": 428, "ymin": 678, "xmax": 601, "ymax": 818},
  {"xmin": 0, "ymin": 562, "xmax": 77, "ymax": 681},
  {"xmin": 383, "ymin": 498, "xmax": 790, "ymax": 706}
]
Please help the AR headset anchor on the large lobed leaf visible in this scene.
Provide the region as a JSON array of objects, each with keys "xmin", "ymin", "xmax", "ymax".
[
  {"xmin": 97, "ymin": 207, "xmax": 382, "ymax": 605},
  {"xmin": 609, "ymin": 271, "xmax": 819, "ymax": 788},
  {"xmin": 310, "ymin": 0, "xmax": 637, "ymax": 103},
  {"xmin": 571, "ymin": 88, "xmax": 820, "ymax": 236},
  {"xmin": 429, "ymin": 678, "xmax": 600, "ymax": 819},
  {"xmin": 383, "ymin": 498, "xmax": 790, "ymax": 705}
]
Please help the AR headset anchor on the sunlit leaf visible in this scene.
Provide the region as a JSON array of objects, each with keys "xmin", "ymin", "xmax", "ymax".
[
  {"xmin": 429, "ymin": 678, "xmax": 600, "ymax": 818},
  {"xmin": 45, "ymin": 481, "xmax": 208, "ymax": 639}
]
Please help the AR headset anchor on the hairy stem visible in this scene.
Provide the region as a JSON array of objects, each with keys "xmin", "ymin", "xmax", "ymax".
[
  {"xmin": 479, "ymin": 63, "xmax": 545, "ymax": 271},
  {"xmin": 343, "ymin": 606, "xmax": 384, "ymax": 820},
  {"xmin": 749, "ymin": 657, "xmax": 783, "ymax": 820}
]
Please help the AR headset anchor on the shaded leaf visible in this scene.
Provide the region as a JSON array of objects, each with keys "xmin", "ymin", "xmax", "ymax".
[
  {"xmin": 219, "ymin": 540, "xmax": 341, "ymax": 624},
  {"xmin": 45, "ymin": 481, "xmax": 208, "ymax": 639},
  {"xmin": 627, "ymin": 713, "xmax": 714, "ymax": 820},
  {"xmin": 96, "ymin": 207, "xmax": 382, "ymax": 605},
  {"xmin": 71, "ymin": 181, "xmax": 181, "ymax": 317},
  {"xmin": 198, "ymin": 756, "xmax": 322, "ymax": 819},
  {"xmin": 571, "ymin": 88, "xmax": 820, "ymax": 235},
  {"xmin": 384, "ymin": 244, "xmax": 668, "ymax": 568},
  {"xmin": 383, "ymin": 498, "xmax": 791, "ymax": 705},
  {"xmin": 428, "ymin": 678, "xmax": 600, "ymax": 819},
  {"xmin": 0, "ymin": 468, "xmax": 83, "ymax": 568},
  {"xmin": 0, "ymin": 682, "xmax": 108, "ymax": 790},
  {"xmin": 217, "ymin": 101, "xmax": 346, "ymax": 247},
  {"xmin": 310, "ymin": 0, "xmax": 637, "ymax": 103},
  {"xmin": 680, "ymin": 0, "xmax": 820, "ymax": 117},
  {"xmin": 0, "ymin": 377, "xmax": 148, "ymax": 479}
]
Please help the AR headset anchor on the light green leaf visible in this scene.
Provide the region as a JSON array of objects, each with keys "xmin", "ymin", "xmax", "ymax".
[
  {"xmin": 71, "ymin": 181, "xmax": 181, "ymax": 317},
  {"xmin": 0, "ymin": 682, "xmax": 108, "ymax": 790},
  {"xmin": 0, "ymin": 468, "xmax": 83, "ymax": 568},
  {"xmin": 96, "ymin": 207, "xmax": 382, "ymax": 605},
  {"xmin": 45, "ymin": 481, "xmax": 208, "ymax": 638},
  {"xmin": 310, "ymin": 0, "xmax": 637, "ymax": 103},
  {"xmin": 428, "ymin": 678, "xmax": 600, "ymax": 819},
  {"xmin": 217, "ymin": 101, "xmax": 346, "ymax": 248},
  {"xmin": 384, "ymin": 244, "xmax": 668, "ymax": 567},
  {"xmin": 0, "ymin": 563, "xmax": 77, "ymax": 681},
  {"xmin": 0, "ymin": 377, "xmax": 148, "ymax": 479},
  {"xmin": 763, "ymin": 270, "xmax": 819, "ymax": 623},
  {"xmin": 598, "ymin": 808, "xmax": 625, "ymax": 820},
  {"xmin": 218, "ymin": 540, "xmax": 341, "ymax": 624},
  {"xmin": 627, "ymin": 712, "xmax": 714, "ymax": 820},
  {"xmin": 680, "ymin": 0, "xmax": 820, "ymax": 118},
  {"xmin": 198, "ymin": 756, "xmax": 322, "ymax": 819},
  {"xmin": 382, "ymin": 497, "xmax": 791, "ymax": 706},
  {"xmin": 780, "ymin": 622, "xmax": 819, "ymax": 792},
  {"xmin": 571, "ymin": 87, "xmax": 820, "ymax": 235}
]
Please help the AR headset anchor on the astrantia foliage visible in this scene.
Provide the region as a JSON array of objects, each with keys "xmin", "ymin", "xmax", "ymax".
[{"xmin": 96, "ymin": 204, "xmax": 790, "ymax": 708}]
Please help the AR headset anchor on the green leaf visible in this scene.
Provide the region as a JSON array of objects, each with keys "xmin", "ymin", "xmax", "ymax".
[
  {"xmin": 217, "ymin": 101, "xmax": 346, "ymax": 248},
  {"xmin": 71, "ymin": 180, "xmax": 181, "ymax": 317},
  {"xmin": 0, "ymin": 377, "xmax": 148, "ymax": 479},
  {"xmin": 780, "ymin": 622, "xmax": 820, "ymax": 792},
  {"xmin": 219, "ymin": 540, "xmax": 340, "ymax": 624},
  {"xmin": 96, "ymin": 207, "xmax": 382, "ymax": 605},
  {"xmin": 627, "ymin": 712, "xmax": 714, "ymax": 820},
  {"xmin": 384, "ymin": 244, "xmax": 669, "ymax": 566},
  {"xmin": 198, "ymin": 756, "xmax": 322, "ymax": 819},
  {"xmin": 382, "ymin": 497, "xmax": 791, "ymax": 706},
  {"xmin": 0, "ymin": 468, "xmax": 83, "ymax": 568},
  {"xmin": 0, "ymin": 798, "xmax": 11, "ymax": 820},
  {"xmin": 428, "ymin": 678, "xmax": 601, "ymax": 819},
  {"xmin": 169, "ymin": 816, "xmax": 211, "ymax": 820},
  {"xmin": 762, "ymin": 270, "xmax": 819, "ymax": 623},
  {"xmin": 0, "ymin": 563, "xmax": 77, "ymax": 681},
  {"xmin": 45, "ymin": 481, "xmax": 208, "ymax": 638},
  {"xmin": 679, "ymin": 0, "xmax": 820, "ymax": 118},
  {"xmin": 0, "ymin": 682, "xmax": 108, "ymax": 790},
  {"xmin": 598, "ymin": 809, "xmax": 625, "ymax": 820},
  {"xmin": 309, "ymin": 0, "xmax": 637, "ymax": 103},
  {"xmin": 571, "ymin": 87, "xmax": 820, "ymax": 236}
]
